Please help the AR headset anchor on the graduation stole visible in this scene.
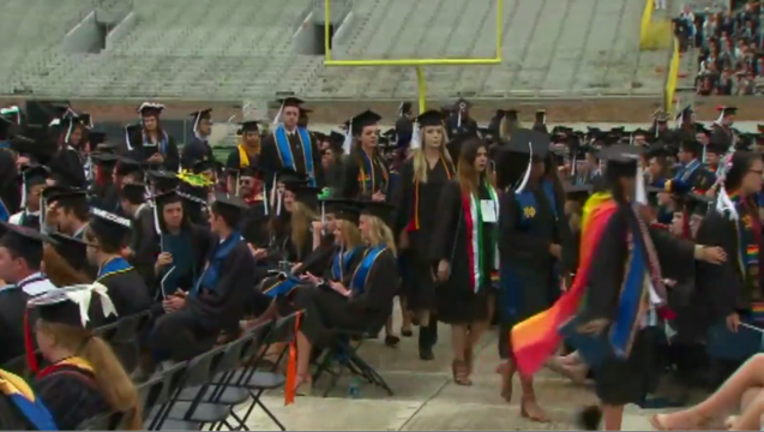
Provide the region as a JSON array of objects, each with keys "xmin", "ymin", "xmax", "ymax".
[
  {"xmin": 350, "ymin": 245, "xmax": 388, "ymax": 295},
  {"xmin": 237, "ymin": 145, "xmax": 251, "ymax": 168},
  {"xmin": 141, "ymin": 129, "xmax": 169, "ymax": 155},
  {"xmin": 358, "ymin": 150, "xmax": 388, "ymax": 195},
  {"xmin": 675, "ymin": 158, "xmax": 700, "ymax": 183},
  {"xmin": 462, "ymin": 183, "xmax": 499, "ymax": 293},
  {"xmin": 193, "ymin": 231, "xmax": 242, "ymax": 296},
  {"xmin": 540, "ymin": 179, "xmax": 558, "ymax": 220},
  {"xmin": 0, "ymin": 369, "xmax": 58, "ymax": 431},
  {"xmin": 262, "ymin": 273, "xmax": 303, "ymax": 298},
  {"xmin": 730, "ymin": 191, "xmax": 760, "ymax": 289},
  {"xmin": 331, "ymin": 246, "xmax": 363, "ymax": 281},
  {"xmin": 96, "ymin": 257, "xmax": 133, "ymax": 281},
  {"xmin": 0, "ymin": 197, "xmax": 9, "ymax": 222},
  {"xmin": 408, "ymin": 156, "xmax": 455, "ymax": 231},
  {"xmin": 273, "ymin": 125, "xmax": 315, "ymax": 186},
  {"xmin": 37, "ymin": 356, "xmax": 94, "ymax": 379}
]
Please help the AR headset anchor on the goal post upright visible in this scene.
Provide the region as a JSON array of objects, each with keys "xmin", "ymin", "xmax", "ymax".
[{"xmin": 323, "ymin": 0, "xmax": 504, "ymax": 112}]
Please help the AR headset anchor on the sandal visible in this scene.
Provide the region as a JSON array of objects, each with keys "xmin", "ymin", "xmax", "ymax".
[{"xmin": 452, "ymin": 359, "xmax": 472, "ymax": 386}]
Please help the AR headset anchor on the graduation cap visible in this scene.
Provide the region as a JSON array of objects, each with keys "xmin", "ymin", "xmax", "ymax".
[
  {"xmin": 90, "ymin": 151, "xmax": 120, "ymax": 169},
  {"xmin": 41, "ymin": 185, "xmax": 87, "ymax": 206},
  {"xmin": 716, "ymin": 106, "xmax": 737, "ymax": 123},
  {"xmin": 8, "ymin": 135, "xmax": 57, "ymax": 164},
  {"xmin": 679, "ymin": 140, "xmax": 702, "ymax": 155},
  {"xmin": 455, "ymin": 98, "xmax": 472, "ymax": 112},
  {"xmin": 358, "ymin": 200, "xmax": 395, "ymax": 222},
  {"xmin": 272, "ymin": 97, "xmax": 305, "ymax": 125},
  {"xmin": 115, "ymin": 156, "xmax": 143, "ymax": 177},
  {"xmin": 89, "ymin": 208, "xmax": 132, "ymax": 249},
  {"xmin": 192, "ymin": 159, "xmax": 215, "ymax": 174},
  {"xmin": 210, "ymin": 192, "xmax": 249, "ymax": 221},
  {"xmin": 346, "ymin": 110, "xmax": 383, "ymax": 137},
  {"xmin": 645, "ymin": 142, "xmax": 670, "ymax": 158},
  {"xmin": 137, "ymin": 102, "xmax": 165, "ymax": 117},
  {"xmin": 652, "ymin": 109, "xmax": 670, "ymax": 123},
  {"xmin": 0, "ymin": 221, "xmax": 48, "ymax": 267},
  {"xmin": 88, "ymin": 131, "xmax": 107, "ymax": 148},
  {"xmin": 562, "ymin": 182, "xmax": 593, "ymax": 201},
  {"xmin": 190, "ymin": 108, "xmax": 212, "ymax": 133},
  {"xmin": 599, "ymin": 144, "xmax": 644, "ymax": 178},
  {"xmin": 417, "ymin": 110, "xmax": 445, "ymax": 128},
  {"xmin": 123, "ymin": 123, "xmax": 142, "ymax": 151},
  {"xmin": 20, "ymin": 164, "xmax": 49, "ymax": 198},
  {"xmin": 535, "ymin": 109, "xmax": 546, "ymax": 125},
  {"xmin": 675, "ymin": 105, "xmax": 693, "ymax": 123},
  {"xmin": 121, "ymin": 182, "xmax": 147, "ymax": 204},
  {"xmin": 286, "ymin": 185, "xmax": 321, "ymax": 209},
  {"xmin": 239, "ymin": 120, "xmax": 260, "ymax": 134},
  {"xmin": 275, "ymin": 167, "xmax": 309, "ymax": 185},
  {"xmin": 323, "ymin": 199, "xmax": 362, "ymax": 224},
  {"xmin": 47, "ymin": 232, "xmax": 90, "ymax": 271},
  {"xmin": 146, "ymin": 170, "xmax": 179, "ymax": 191},
  {"xmin": 47, "ymin": 158, "xmax": 85, "ymax": 189},
  {"xmin": 500, "ymin": 129, "xmax": 551, "ymax": 193},
  {"xmin": 706, "ymin": 141, "xmax": 728, "ymax": 155},
  {"xmin": 299, "ymin": 107, "xmax": 312, "ymax": 117},
  {"xmin": 28, "ymin": 283, "xmax": 117, "ymax": 326}
]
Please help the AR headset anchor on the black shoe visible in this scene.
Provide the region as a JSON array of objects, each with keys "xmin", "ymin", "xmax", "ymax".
[
  {"xmin": 419, "ymin": 346, "xmax": 435, "ymax": 361},
  {"xmin": 384, "ymin": 335, "xmax": 400, "ymax": 348},
  {"xmin": 401, "ymin": 328, "xmax": 413, "ymax": 337}
]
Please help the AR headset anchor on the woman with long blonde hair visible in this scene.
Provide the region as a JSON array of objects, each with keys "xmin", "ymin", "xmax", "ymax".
[
  {"xmin": 291, "ymin": 202, "xmax": 398, "ymax": 392},
  {"xmin": 394, "ymin": 110, "xmax": 455, "ymax": 360},
  {"xmin": 28, "ymin": 285, "xmax": 142, "ymax": 430},
  {"xmin": 430, "ymin": 137, "xmax": 499, "ymax": 387}
]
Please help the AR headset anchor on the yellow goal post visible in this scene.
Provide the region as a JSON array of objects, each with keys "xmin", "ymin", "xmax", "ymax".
[{"xmin": 323, "ymin": 0, "xmax": 504, "ymax": 112}]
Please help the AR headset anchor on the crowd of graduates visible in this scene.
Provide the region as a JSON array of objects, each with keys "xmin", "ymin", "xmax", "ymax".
[{"xmin": 0, "ymin": 96, "xmax": 763, "ymax": 430}]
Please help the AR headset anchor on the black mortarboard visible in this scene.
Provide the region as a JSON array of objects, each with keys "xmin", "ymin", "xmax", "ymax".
[
  {"xmin": 193, "ymin": 159, "xmax": 215, "ymax": 174},
  {"xmin": 505, "ymin": 109, "xmax": 519, "ymax": 122},
  {"xmin": 48, "ymin": 156, "xmax": 87, "ymax": 188},
  {"xmin": 326, "ymin": 199, "xmax": 362, "ymax": 224},
  {"xmin": 89, "ymin": 208, "xmax": 132, "ymax": 249},
  {"xmin": 679, "ymin": 140, "xmax": 702, "ymax": 155},
  {"xmin": 90, "ymin": 151, "xmax": 120, "ymax": 168},
  {"xmin": 329, "ymin": 131, "xmax": 345, "ymax": 150},
  {"xmin": 706, "ymin": 141, "xmax": 727, "ymax": 155},
  {"xmin": 286, "ymin": 185, "xmax": 321, "ymax": 208},
  {"xmin": 115, "ymin": 156, "xmax": 142, "ymax": 177},
  {"xmin": 47, "ymin": 232, "xmax": 89, "ymax": 271},
  {"xmin": 153, "ymin": 189, "xmax": 182, "ymax": 208},
  {"xmin": 675, "ymin": 105, "xmax": 693, "ymax": 122},
  {"xmin": 599, "ymin": 144, "xmax": 643, "ymax": 178},
  {"xmin": 299, "ymin": 107, "xmax": 312, "ymax": 116},
  {"xmin": 632, "ymin": 128, "xmax": 650, "ymax": 138},
  {"xmin": 22, "ymin": 164, "xmax": 48, "ymax": 189},
  {"xmin": 275, "ymin": 167, "xmax": 309, "ymax": 185},
  {"xmin": 211, "ymin": 192, "xmax": 248, "ymax": 212},
  {"xmin": 41, "ymin": 186, "xmax": 87, "ymax": 209},
  {"xmin": 455, "ymin": 98, "xmax": 472, "ymax": 111},
  {"xmin": 645, "ymin": 142, "xmax": 670, "ymax": 158},
  {"xmin": 717, "ymin": 106, "xmax": 737, "ymax": 117},
  {"xmin": 28, "ymin": 285, "xmax": 116, "ymax": 329},
  {"xmin": 9, "ymin": 135, "xmax": 57, "ymax": 164},
  {"xmin": 416, "ymin": 110, "xmax": 445, "ymax": 128},
  {"xmin": 503, "ymin": 128, "xmax": 550, "ymax": 158},
  {"xmin": 138, "ymin": 102, "xmax": 165, "ymax": 117},
  {"xmin": 277, "ymin": 97, "xmax": 305, "ymax": 108},
  {"xmin": 347, "ymin": 110, "xmax": 382, "ymax": 135},
  {"xmin": 146, "ymin": 170, "xmax": 179, "ymax": 191},
  {"xmin": 121, "ymin": 183, "xmax": 147, "ymax": 204},
  {"xmin": 358, "ymin": 200, "xmax": 395, "ymax": 221},
  {"xmin": 239, "ymin": 120, "xmax": 260, "ymax": 133},
  {"xmin": 190, "ymin": 108, "xmax": 212, "ymax": 133},
  {"xmin": 78, "ymin": 113, "xmax": 94, "ymax": 129},
  {"xmin": 88, "ymin": 131, "xmax": 107, "ymax": 147},
  {"xmin": 0, "ymin": 221, "xmax": 47, "ymax": 266}
]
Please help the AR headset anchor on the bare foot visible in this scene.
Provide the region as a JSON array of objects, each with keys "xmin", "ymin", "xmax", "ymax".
[
  {"xmin": 500, "ymin": 362, "xmax": 515, "ymax": 402},
  {"xmin": 521, "ymin": 397, "xmax": 550, "ymax": 423},
  {"xmin": 724, "ymin": 415, "xmax": 737, "ymax": 430}
]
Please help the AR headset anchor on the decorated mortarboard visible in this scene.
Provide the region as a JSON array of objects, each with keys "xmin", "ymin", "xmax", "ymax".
[
  {"xmin": 652, "ymin": 109, "xmax": 670, "ymax": 123},
  {"xmin": 89, "ymin": 207, "xmax": 132, "ymax": 246},
  {"xmin": 137, "ymin": 102, "xmax": 165, "ymax": 117},
  {"xmin": 358, "ymin": 200, "xmax": 395, "ymax": 221},
  {"xmin": 190, "ymin": 108, "xmax": 212, "ymax": 133},
  {"xmin": 47, "ymin": 232, "xmax": 91, "ymax": 271}
]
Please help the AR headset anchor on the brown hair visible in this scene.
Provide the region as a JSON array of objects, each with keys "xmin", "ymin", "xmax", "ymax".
[
  {"xmin": 38, "ymin": 321, "xmax": 142, "ymax": 430},
  {"xmin": 456, "ymin": 138, "xmax": 490, "ymax": 195},
  {"xmin": 291, "ymin": 202, "xmax": 318, "ymax": 260},
  {"xmin": 42, "ymin": 245, "xmax": 92, "ymax": 287}
]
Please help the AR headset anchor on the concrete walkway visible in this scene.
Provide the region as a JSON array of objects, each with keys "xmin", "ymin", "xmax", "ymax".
[{"xmin": 238, "ymin": 310, "xmax": 659, "ymax": 431}]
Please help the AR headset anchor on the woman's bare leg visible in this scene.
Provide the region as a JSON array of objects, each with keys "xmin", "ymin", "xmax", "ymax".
[
  {"xmin": 295, "ymin": 331, "xmax": 313, "ymax": 390},
  {"xmin": 731, "ymin": 389, "xmax": 764, "ymax": 430},
  {"xmin": 603, "ymin": 404, "xmax": 624, "ymax": 431}
]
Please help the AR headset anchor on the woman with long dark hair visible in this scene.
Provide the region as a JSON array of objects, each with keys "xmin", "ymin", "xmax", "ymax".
[
  {"xmin": 127, "ymin": 102, "xmax": 179, "ymax": 172},
  {"xmin": 341, "ymin": 110, "xmax": 390, "ymax": 202},
  {"xmin": 430, "ymin": 137, "xmax": 498, "ymax": 387}
]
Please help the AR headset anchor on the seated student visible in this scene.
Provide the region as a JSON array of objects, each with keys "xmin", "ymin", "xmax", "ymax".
[
  {"xmin": 28, "ymin": 285, "xmax": 142, "ymax": 430},
  {"xmin": 40, "ymin": 186, "xmax": 90, "ymax": 240},
  {"xmin": 84, "ymin": 209, "xmax": 152, "ymax": 319},
  {"xmin": 280, "ymin": 182, "xmax": 321, "ymax": 266},
  {"xmin": 290, "ymin": 201, "xmax": 399, "ymax": 391},
  {"xmin": 149, "ymin": 190, "xmax": 211, "ymax": 298},
  {"xmin": 149, "ymin": 193, "xmax": 255, "ymax": 362},
  {"xmin": 8, "ymin": 165, "xmax": 47, "ymax": 231},
  {"xmin": 0, "ymin": 368, "xmax": 57, "ymax": 430},
  {"xmin": 43, "ymin": 232, "xmax": 93, "ymax": 286},
  {"xmin": 0, "ymin": 223, "xmax": 58, "ymax": 366}
]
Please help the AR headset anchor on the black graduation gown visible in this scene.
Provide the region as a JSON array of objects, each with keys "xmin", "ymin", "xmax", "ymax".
[
  {"xmin": 225, "ymin": 145, "xmax": 259, "ymax": 173},
  {"xmin": 341, "ymin": 150, "xmax": 390, "ymax": 200},
  {"xmin": 498, "ymin": 187, "xmax": 559, "ymax": 327},
  {"xmin": 710, "ymin": 123, "xmax": 734, "ymax": 150},
  {"xmin": 292, "ymin": 247, "xmax": 398, "ymax": 346},
  {"xmin": 394, "ymin": 116, "xmax": 413, "ymax": 149},
  {"xmin": 180, "ymin": 136, "xmax": 214, "ymax": 170},
  {"xmin": 145, "ymin": 223, "xmax": 213, "ymax": 297},
  {"xmin": 0, "ymin": 149, "xmax": 20, "ymax": 216},
  {"xmin": 260, "ymin": 131, "xmax": 324, "ymax": 187},
  {"xmin": 129, "ymin": 205, "xmax": 156, "ymax": 285},
  {"xmin": 0, "ymin": 287, "xmax": 29, "ymax": 367},
  {"xmin": 445, "ymin": 115, "xmax": 478, "ymax": 141},
  {"xmin": 96, "ymin": 262, "xmax": 153, "ymax": 322},
  {"xmin": 50, "ymin": 147, "xmax": 87, "ymax": 189},
  {"xmin": 429, "ymin": 180, "xmax": 494, "ymax": 324},
  {"xmin": 393, "ymin": 157, "xmax": 454, "ymax": 310},
  {"xmin": 35, "ymin": 361, "xmax": 109, "ymax": 430},
  {"xmin": 89, "ymin": 182, "xmax": 121, "ymax": 214},
  {"xmin": 128, "ymin": 130, "xmax": 180, "ymax": 172},
  {"xmin": 579, "ymin": 203, "xmax": 695, "ymax": 405}
]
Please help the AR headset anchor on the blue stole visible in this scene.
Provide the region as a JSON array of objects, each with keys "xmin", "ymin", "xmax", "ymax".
[
  {"xmin": 143, "ymin": 130, "xmax": 169, "ymax": 155},
  {"xmin": 96, "ymin": 257, "xmax": 133, "ymax": 281},
  {"xmin": 331, "ymin": 247, "xmax": 362, "ymax": 281},
  {"xmin": 273, "ymin": 125, "xmax": 315, "ymax": 186},
  {"xmin": 263, "ymin": 274, "xmax": 303, "ymax": 298},
  {"xmin": 672, "ymin": 159, "xmax": 700, "ymax": 190},
  {"xmin": 350, "ymin": 245, "xmax": 388, "ymax": 294},
  {"xmin": 610, "ymin": 231, "xmax": 649, "ymax": 357},
  {"xmin": 0, "ymin": 139, "xmax": 8, "ymax": 149},
  {"xmin": 0, "ymin": 370, "xmax": 58, "ymax": 431},
  {"xmin": 192, "ymin": 231, "xmax": 242, "ymax": 296},
  {"xmin": 0, "ymin": 198, "xmax": 8, "ymax": 222},
  {"xmin": 540, "ymin": 179, "xmax": 558, "ymax": 220}
]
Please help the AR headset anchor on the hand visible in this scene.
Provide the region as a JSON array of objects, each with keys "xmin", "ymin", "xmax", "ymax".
[
  {"xmin": 162, "ymin": 295, "xmax": 185, "ymax": 312},
  {"xmin": 156, "ymin": 252, "xmax": 173, "ymax": 268},
  {"xmin": 290, "ymin": 262, "xmax": 302, "ymax": 273},
  {"xmin": 372, "ymin": 190, "xmax": 386, "ymax": 202},
  {"xmin": 148, "ymin": 153, "xmax": 164, "ymax": 163},
  {"xmin": 312, "ymin": 220, "xmax": 325, "ymax": 233},
  {"xmin": 699, "ymin": 246, "xmax": 727, "ymax": 264},
  {"xmin": 174, "ymin": 289, "xmax": 188, "ymax": 298},
  {"xmin": 726, "ymin": 312, "xmax": 740, "ymax": 333},
  {"xmin": 302, "ymin": 272, "xmax": 320, "ymax": 284},
  {"xmin": 436, "ymin": 259, "xmax": 450, "ymax": 282},
  {"xmin": 663, "ymin": 278, "xmax": 678, "ymax": 288},
  {"xmin": 399, "ymin": 231, "xmax": 409, "ymax": 249},
  {"xmin": 329, "ymin": 281, "xmax": 350, "ymax": 296},
  {"xmin": 548, "ymin": 244, "xmax": 562, "ymax": 259},
  {"xmin": 248, "ymin": 243, "xmax": 267, "ymax": 260}
]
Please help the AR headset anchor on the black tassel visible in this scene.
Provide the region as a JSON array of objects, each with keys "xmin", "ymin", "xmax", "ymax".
[{"xmin": 576, "ymin": 405, "xmax": 602, "ymax": 430}]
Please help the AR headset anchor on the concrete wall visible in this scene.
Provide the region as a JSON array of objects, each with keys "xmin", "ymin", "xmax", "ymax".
[
  {"xmin": 105, "ymin": 12, "xmax": 137, "ymax": 50},
  {"xmin": 62, "ymin": 11, "xmax": 100, "ymax": 54}
]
